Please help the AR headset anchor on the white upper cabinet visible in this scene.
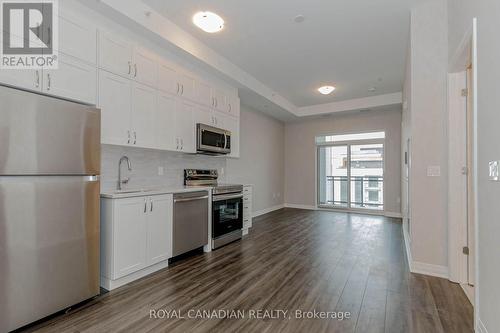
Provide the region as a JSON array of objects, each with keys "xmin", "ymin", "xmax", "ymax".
[
  {"xmin": 225, "ymin": 115, "xmax": 240, "ymax": 158},
  {"xmin": 177, "ymin": 71, "xmax": 196, "ymax": 101},
  {"xmin": 58, "ymin": 10, "xmax": 97, "ymax": 64},
  {"xmin": 175, "ymin": 100, "xmax": 196, "ymax": 153},
  {"xmin": 213, "ymin": 88, "xmax": 228, "ymax": 113},
  {"xmin": 227, "ymin": 95, "xmax": 241, "ymax": 118},
  {"xmin": 99, "ymin": 31, "xmax": 134, "ymax": 78},
  {"xmin": 131, "ymin": 82, "xmax": 157, "ymax": 148},
  {"xmin": 196, "ymin": 80, "xmax": 213, "ymax": 107},
  {"xmin": 195, "ymin": 105, "xmax": 213, "ymax": 127},
  {"xmin": 155, "ymin": 92, "xmax": 177, "ymax": 150},
  {"xmin": 99, "ymin": 70, "xmax": 132, "ymax": 145},
  {"xmin": 158, "ymin": 59, "xmax": 179, "ymax": 95},
  {"xmin": 133, "ymin": 47, "xmax": 158, "ymax": 87},
  {"xmin": 0, "ymin": 69, "xmax": 41, "ymax": 92},
  {"xmin": 44, "ymin": 54, "xmax": 96, "ymax": 104}
]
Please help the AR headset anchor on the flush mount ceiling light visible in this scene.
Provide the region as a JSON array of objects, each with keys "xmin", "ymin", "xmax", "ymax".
[
  {"xmin": 318, "ymin": 85, "xmax": 336, "ymax": 95},
  {"xmin": 193, "ymin": 11, "xmax": 224, "ymax": 33}
]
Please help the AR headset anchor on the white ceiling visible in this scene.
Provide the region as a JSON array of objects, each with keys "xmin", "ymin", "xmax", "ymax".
[{"xmin": 143, "ymin": 0, "xmax": 411, "ymax": 108}]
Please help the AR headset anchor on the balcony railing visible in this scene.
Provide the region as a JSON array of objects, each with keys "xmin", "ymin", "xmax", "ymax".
[{"xmin": 324, "ymin": 176, "xmax": 383, "ymax": 209}]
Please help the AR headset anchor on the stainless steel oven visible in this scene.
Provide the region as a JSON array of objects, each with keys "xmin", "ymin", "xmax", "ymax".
[
  {"xmin": 184, "ymin": 169, "xmax": 243, "ymax": 249},
  {"xmin": 197, "ymin": 123, "xmax": 231, "ymax": 155},
  {"xmin": 212, "ymin": 192, "xmax": 243, "ymax": 248}
]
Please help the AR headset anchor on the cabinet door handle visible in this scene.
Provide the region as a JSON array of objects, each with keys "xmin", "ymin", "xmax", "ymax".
[
  {"xmin": 134, "ymin": 63, "xmax": 137, "ymax": 78},
  {"xmin": 128, "ymin": 61, "xmax": 131, "ymax": 75},
  {"xmin": 35, "ymin": 70, "xmax": 40, "ymax": 88},
  {"xmin": 176, "ymin": 83, "xmax": 180, "ymax": 94},
  {"xmin": 127, "ymin": 130, "xmax": 131, "ymax": 144},
  {"xmin": 181, "ymin": 138, "xmax": 183, "ymax": 150},
  {"xmin": 46, "ymin": 73, "xmax": 51, "ymax": 91},
  {"xmin": 133, "ymin": 131, "xmax": 137, "ymax": 144},
  {"xmin": 144, "ymin": 198, "xmax": 147, "ymax": 213},
  {"xmin": 215, "ymin": 98, "xmax": 218, "ymax": 108},
  {"xmin": 229, "ymin": 104, "xmax": 232, "ymax": 113},
  {"xmin": 150, "ymin": 200, "xmax": 153, "ymax": 212},
  {"xmin": 181, "ymin": 84, "xmax": 184, "ymax": 95}
]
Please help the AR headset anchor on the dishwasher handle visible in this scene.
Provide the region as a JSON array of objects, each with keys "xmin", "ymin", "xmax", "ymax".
[{"xmin": 174, "ymin": 195, "xmax": 209, "ymax": 203}]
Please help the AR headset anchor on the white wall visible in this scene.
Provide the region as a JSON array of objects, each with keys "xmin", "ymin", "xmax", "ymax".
[
  {"xmin": 404, "ymin": 0, "xmax": 449, "ymax": 270},
  {"xmin": 226, "ymin": 105, "xmax": 285, "ymax": 213},
  {"xmin": 284, "ymin": 108, "xmax": 402, "ymax": 214},
  {"xmin": 448, "ymin": 1, "xmax": 500, "ymax": 331}
]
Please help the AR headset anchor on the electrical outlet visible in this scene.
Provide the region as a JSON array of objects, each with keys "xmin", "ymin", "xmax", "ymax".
[{"xmin": 158, "ymin": 166, "xmax": 164, "ymax": 176}]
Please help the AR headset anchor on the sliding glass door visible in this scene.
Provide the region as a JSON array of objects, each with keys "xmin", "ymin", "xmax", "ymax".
[
  {"xmin": 317, "ymin": 133, "xmax": 384, "ymax": 211},
  {"xmin": 318, "ymin": 145, "xmax": 349, "ymax": 207}
]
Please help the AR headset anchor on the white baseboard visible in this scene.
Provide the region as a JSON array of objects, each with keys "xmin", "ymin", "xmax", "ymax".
[
  {"xmin": 384, "ymin": 211, "xmax": 403, "ymax": 218},
  {"xmin": 411, "ymin": 261, "xmax": 449, "ymax": 279},
  {"xmin": 101, "ymin": 260, "xmax": 169, "ymax": 291},
  {"xmin": 477, "ymin": 317, "xmax": 488, "ymax": 333},
  {"xmin": 284, "ymin": 203, "xmax": 317, "ymax": 210},
  {"xmin": 252, "ymin": 204, "xmax": 285, "ymax": 218},
  {"xmin": 402, "ymin": 227, "xmax": 449, "ymax": 279}
]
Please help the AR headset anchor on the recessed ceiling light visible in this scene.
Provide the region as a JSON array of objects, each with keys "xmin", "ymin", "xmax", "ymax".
[
  {"xmin": 318, "ymin": 86, "xmax": 336, "ymax": 95},
  {"xmin": 294, "ymin": 15, "xmax": 305, "ymax": 23},
  {"xmin": 193, "ymin": 11, "xmax": 224, "ymax": 33}
]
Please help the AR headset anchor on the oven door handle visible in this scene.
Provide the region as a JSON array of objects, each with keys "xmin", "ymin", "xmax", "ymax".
[{"xmin": 213, "ymin": 194, "xmax": 243, "ymax": 202}]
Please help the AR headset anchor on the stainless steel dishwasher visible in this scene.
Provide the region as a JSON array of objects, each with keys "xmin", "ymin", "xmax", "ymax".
[{"xmin": 173, "ymin": 191, "xmax": 209, "ymax": 256}]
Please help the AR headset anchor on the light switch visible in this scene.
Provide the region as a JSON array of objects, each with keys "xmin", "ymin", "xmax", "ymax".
[
  {"xmin": 427, "ymin": 166, "xmax": 441, "ymax": 177},
  {"xmin": 489, "ymin": 161, "xmax": 499, "ymax": 181}
]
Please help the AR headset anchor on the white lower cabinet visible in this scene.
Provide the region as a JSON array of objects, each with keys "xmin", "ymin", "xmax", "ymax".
[{"xmin": 100, "ymin": 194, "xmax": 173, "ymax": 290}]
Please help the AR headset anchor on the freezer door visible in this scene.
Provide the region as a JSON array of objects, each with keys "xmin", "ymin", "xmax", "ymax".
[
  {"xmin": 0, "ymin": 176, "xmax": 100, "ymax": 332},
  {"xmin": 0, "ymin": 85, "xmax": 100, "ymax": 175}
]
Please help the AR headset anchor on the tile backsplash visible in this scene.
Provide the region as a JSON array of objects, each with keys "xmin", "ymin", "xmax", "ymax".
[{"xmin": 101, "ymin": 145, "xmax": 227, "ymax": 192}]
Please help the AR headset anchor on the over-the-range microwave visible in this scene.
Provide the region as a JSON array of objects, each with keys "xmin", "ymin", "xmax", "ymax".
[{"xmin": 196, "ymin": 123, "xmax": 231, "ymax": 155}]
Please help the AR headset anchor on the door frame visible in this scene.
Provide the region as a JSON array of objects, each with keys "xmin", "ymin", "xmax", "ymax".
[{"xmin": 447, "ymin": 18, "xmax": 478, "ymax": 314}]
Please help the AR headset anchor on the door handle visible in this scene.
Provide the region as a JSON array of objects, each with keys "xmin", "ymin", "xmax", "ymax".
[
  {"xmin": 46, "ymin": 73, "xmax": 51, "ymax": 91},
  {"xmin": 133, "ymin": 131, "xmax": 137, "ymax": 144}
]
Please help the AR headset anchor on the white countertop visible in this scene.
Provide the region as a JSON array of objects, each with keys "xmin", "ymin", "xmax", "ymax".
[{"xmin": 101, "ymin": 186, "xmax": 212, "ymax": 199}]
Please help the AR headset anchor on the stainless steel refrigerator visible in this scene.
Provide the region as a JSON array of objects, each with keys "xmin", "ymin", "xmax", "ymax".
[{"xmin": 0, "ymin": 85, "xmax": 101, "ymax": 332}]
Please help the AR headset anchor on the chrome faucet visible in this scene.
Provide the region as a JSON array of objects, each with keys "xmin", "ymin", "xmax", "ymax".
[{"xmin": 118, "ymin": 156, "xmax": 132, "ymax": 190}]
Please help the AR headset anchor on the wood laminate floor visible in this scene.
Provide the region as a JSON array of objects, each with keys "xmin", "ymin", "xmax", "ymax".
[{"xmin": 22, "ymin": 208, "xmax": 473, "ymax": 333}]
